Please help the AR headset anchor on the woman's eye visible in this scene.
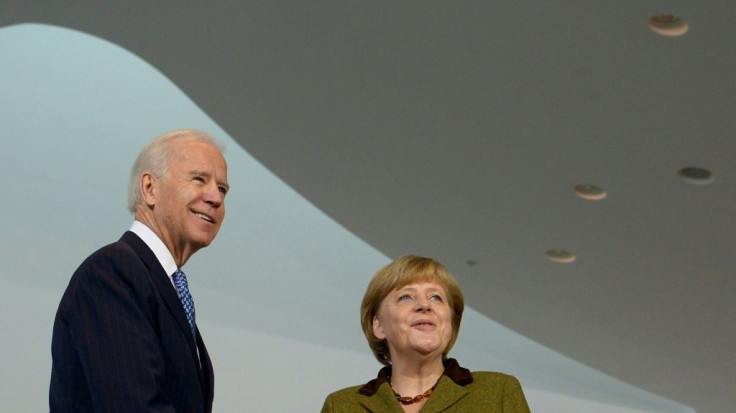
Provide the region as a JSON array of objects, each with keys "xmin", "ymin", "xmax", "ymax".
[
  {"xmin": 398, "ymin": 294, "xmax": 412, "ymax": 301},
  {"xmin": 430, "ymin": 295, "xmax": 443, "ymax": 302}
]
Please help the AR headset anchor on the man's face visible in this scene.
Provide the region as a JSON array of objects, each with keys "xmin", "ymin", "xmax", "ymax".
[{"xmin": 153, "ymin": 140, "xmax": 229, "ymax": 260}]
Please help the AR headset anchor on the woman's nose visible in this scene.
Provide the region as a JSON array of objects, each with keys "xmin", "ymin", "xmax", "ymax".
[{"xmin": 414, "ymin": 298, "xmax": 432, "ymax": 312}]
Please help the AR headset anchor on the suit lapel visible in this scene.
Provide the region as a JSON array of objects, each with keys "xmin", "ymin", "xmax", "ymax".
[
  {"xmin": 121, "ymin": 232, "xmax": 209, "ymax": 391},
  {"xmin": 122, "ymin": 233, "xmax": 195, "ymax": 347},
  {"xmin": 417, "ymin": 377, "xmax": 469, "ymax": 413}
]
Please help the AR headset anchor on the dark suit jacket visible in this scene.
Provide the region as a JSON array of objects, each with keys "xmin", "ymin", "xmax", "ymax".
[
  {"xmin": 321, "ymin": 360, "xmax": 530, "ymax": 413},
  {"xmin": 50, "ymin": 231, "xmax": 214, "ymax": 413}
]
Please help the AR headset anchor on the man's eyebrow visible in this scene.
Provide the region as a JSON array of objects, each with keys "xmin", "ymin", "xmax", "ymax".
[{"xmin": 188, "ymin": 170, "xmax": 229, "ymax": 188}]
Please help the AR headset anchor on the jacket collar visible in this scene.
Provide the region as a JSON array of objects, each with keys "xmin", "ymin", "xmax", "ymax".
[{"xmin": 358, "ymin": 358, "xmax": 473, "ymax": 396}]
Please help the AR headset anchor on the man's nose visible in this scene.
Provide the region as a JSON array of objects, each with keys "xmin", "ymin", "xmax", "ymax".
[{"xmin": 203, "ymin": 183, "xmax": 224, "ymax": 206}]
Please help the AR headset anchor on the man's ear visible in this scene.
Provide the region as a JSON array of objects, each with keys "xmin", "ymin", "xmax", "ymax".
[
  {"xmin": 372, "ymin": 316, "xmax": 385, "ymax": 340},
  {"xmin": 140, "ymin": 172, "xmax": 158, "ymax": 207}
]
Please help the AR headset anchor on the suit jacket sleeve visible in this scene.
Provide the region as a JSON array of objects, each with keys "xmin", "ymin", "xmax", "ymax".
[{"xmin": 52, "ymin": 242, "xmax": 178, "ymax": 412}]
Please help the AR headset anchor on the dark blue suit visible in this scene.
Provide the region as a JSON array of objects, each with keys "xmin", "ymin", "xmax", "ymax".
[{"xmin": 50, "ymin": 231, "xmax": 214, "ymax": 412}]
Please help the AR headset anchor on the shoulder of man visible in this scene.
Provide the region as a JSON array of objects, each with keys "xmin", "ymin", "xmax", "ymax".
[{"xmin": 59, "ymin": 234, "xmax": 156, "ymax": 306}]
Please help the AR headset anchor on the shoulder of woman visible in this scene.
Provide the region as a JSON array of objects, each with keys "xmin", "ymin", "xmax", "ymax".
[
  {"xmin": 468, "ymin": 371, "xmax": 522, "ymax": 385},
  {"xmin": 324, "ymin": 383, "xmax": 366, "ymax": 400}
]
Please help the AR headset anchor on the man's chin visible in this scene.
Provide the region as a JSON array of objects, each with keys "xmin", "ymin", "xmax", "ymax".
[
  {"xmin": 196, "ymin": 237, "xmax": 215, "ymax": 248},
  {"xmin": 193, "ymin": 227, "xmax": 220, "ymax": 246},
  {"xmin": 188, "ymin": 236, "xmax": 215, "ymax": 251}
]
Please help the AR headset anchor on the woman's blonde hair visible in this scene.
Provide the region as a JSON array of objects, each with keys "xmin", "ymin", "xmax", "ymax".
[{"xmin": 360, "ymin": 255, "xmax": 465, "ymax": 365}]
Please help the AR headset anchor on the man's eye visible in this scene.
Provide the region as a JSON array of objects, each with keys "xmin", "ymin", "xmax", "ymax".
[
  {"xmin": 218, "ymin": 186, "xmax": 228, "ymax": 195},
  {"xmin": 193, "ymin": 176, "xmax": 205, "ymax": 183}
]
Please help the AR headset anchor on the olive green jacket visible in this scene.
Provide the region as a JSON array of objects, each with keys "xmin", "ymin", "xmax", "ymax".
[{"xmin": 321, "ymin": 360, "xmax": 530, "ymax": 413}]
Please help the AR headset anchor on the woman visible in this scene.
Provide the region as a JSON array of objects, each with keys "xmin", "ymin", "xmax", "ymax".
[{"xmin": 321, "ymin": 255, "xmax": 531, "ymax": 412}]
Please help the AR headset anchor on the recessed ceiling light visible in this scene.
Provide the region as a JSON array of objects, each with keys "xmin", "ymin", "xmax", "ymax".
[
  {"xmin": 574, "ymin": 184, "xmax": 607, "ymax": 201},
  {"xmin": 545, "ymin": 249, "xmax": 576, "ymax": 264},
  {"xmin": 678, "ymin": 166, "xmax": 714, "ymax": 184},
  {"xmin": 648, "ymin": 14, "xmax": 688, "ymax": 37}
]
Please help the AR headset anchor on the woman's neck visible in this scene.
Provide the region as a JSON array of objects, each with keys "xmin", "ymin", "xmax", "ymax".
[{"xmin": 389, "ymin": 357, "xmax": 445, "ymax": 397}]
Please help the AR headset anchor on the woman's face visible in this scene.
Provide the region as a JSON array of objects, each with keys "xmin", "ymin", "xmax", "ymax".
[{"xmin": 372, "ymin": 281, "xmax": 453, "ymax": 362}]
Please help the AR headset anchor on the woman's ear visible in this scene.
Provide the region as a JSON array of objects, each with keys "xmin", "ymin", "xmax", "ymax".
[{"xmin": 372, "ymin": 316, "xmax": 385, "ymax": 340}]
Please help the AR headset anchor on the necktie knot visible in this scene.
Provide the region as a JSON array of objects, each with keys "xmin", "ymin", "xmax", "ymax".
[{"xmin": 172, "ymin": 269, "xmax": 196, "ymax": 339}]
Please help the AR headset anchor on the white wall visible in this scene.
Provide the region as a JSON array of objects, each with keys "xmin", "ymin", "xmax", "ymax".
[{"xmin": 0, "ymin": 24, "xmax": 692, "ymax": 412}]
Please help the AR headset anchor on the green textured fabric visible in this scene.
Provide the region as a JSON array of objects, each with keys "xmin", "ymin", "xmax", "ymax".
[{"xmin": 321, "ymin": 371, "xmax": 531, "ymax": 412}]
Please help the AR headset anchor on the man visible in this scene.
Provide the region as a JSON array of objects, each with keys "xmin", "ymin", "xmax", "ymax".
[{"xmin": 50, "ymin": 129, "xmax": 229, "ymax": 412}]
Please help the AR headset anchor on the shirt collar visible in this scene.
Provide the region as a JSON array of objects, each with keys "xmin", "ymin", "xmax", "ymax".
[
  {"xmin": 130, "ymin": 220, "xmax": 178, "ymax": 277},
  {"xmin": 358, "ymin": 358, "xmax": 474, "ymax": 396}
]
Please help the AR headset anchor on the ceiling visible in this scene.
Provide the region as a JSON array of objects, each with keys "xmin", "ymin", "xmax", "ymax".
[{"xmin": 2, "ymin": 2, "xmax": 734, "ymax": 412}]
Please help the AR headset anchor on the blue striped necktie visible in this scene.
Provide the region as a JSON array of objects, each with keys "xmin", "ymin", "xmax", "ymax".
[{"xmin": 172, "ymin": 269, "xmax": 196, "ymax": 339}]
